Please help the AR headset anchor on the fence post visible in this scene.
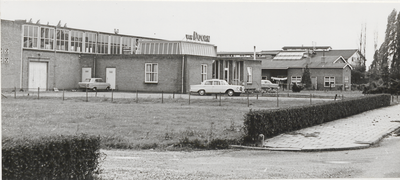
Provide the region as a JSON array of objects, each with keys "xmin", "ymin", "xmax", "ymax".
[
  {"xmin": 63, "ymin": 89, "xmax": 65, "ymax": 101},
  {"xmin": 342, "ymin": 94, "xmax": 344, "ymax": 100},
  {"xmin": 397, "ymin": 93, "xmax": 398, "ymax": 102},
  {"xmin": 86, "ymin": 85, "xmax": 88, "ymax": 102},
  {"xmin": 95, "ymin": 89, "xmax": 97, "ymax": 97},
  {"xmin": 256, "ymin": 93, "xmax": 258, "ymax": 100},
  {"xmin": 310, "ymin": 94, "xmax": 312, "ymax": 105},
  {"xmin": 38, "ymin": 87, "xmax": 40, "ymax": 99},
  {"xmin": 219, "ymin": 92, "xmax": 222, "ymax": 106},
  {"xmin": 14, "ymin": 87, "xmax": 16, "ymax": 99},
  {"xmin": 189, "ymin": 92, "xmax": 191, "ymax": 105},
  {"xmin": 111, "ymin": 89, "xmax": 114, "ymax": 102},
  {"xmin": 247, "ymin": 91, "xmax": 250, "ymax": 107},
  {"xmin": 162, "ymin": 91, "xmax": 164, "ymax": 104},
  {"xmin": 173, "ymin": 91, "xmax": 175, "ymax": 99},
  {"xmin": 136, "ymin": 89, "xmax": 138, "ymax": 103},
  {"xmin": 276, "ymin": 90, "xmax": 279, "ymax": 107},
  {"xmin": 334, "ymin": 94, "xmax": 337, "ymax": 101}
]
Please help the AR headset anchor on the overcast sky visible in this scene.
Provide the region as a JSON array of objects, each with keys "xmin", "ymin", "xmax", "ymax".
[{"xmin": 1, "ymin": 0, "xmax": 400, "ymax": 68}]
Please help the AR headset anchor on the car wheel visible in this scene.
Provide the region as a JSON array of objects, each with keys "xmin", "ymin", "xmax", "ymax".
[
  {"xmin": 198, "ymin": 90, "xmax": 206, "ymax": 96},
  {"xmin": 227, "ymin": 90, "xmax": 234, "ymax": 97},
  {"xmin": 92, "ymin": 87, "xmax": 97, "ymax": 91},
  {"xmin": 106, "ymin": 87, "xmax": 110, "ymax": 91}
]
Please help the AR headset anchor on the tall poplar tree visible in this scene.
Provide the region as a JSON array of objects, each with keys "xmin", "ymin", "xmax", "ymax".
[
  {"xmin": 391, "ymin": 12, "xmax": 400, "ymax": 79},
  {"xmin": 369, "ymin": 9, "xmax": 398, "ymax": 80}
]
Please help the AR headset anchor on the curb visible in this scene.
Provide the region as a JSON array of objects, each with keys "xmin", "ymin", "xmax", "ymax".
[{"xmin": 230, "ymin": 126, "xmax": 400, "ymax": 152}]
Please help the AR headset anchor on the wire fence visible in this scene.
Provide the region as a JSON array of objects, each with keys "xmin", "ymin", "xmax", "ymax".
[{"xmin": 5, "ymin": 87, "xmax": 397, "ymax": 108}]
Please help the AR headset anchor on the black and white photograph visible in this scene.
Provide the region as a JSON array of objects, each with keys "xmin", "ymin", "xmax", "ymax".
[{"xmin": 1, "ymin": 0, "xmax": 400, "ymax": 179}]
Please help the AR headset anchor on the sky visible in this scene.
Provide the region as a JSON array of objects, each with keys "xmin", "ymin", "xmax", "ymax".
[{"xmin": 1, "ymin": 0, "xmax": 400, "ymax": 69}]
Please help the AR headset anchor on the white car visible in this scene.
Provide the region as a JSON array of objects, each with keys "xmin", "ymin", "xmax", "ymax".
[
  {"xmin": 190, "ymin": 79, "xmax": 245, "ymax": 96},
  {"xmin": 78, "ymin": 78, "xmax": 111, "ymax": 91}
]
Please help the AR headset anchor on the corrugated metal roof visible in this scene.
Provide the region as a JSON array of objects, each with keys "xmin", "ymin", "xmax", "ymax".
[{"xmin": 138, "ymin": 40, "xmax": 217, "ymax": 57}]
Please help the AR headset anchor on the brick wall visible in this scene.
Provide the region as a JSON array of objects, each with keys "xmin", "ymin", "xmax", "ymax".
[
  {"xmin": 1, "ymin": 20, "xmax": 24, "ymax": 90},
  {"xmin": 288, "ymin": 68, "xmax": 348, "ymax": 90},
  {"xmin": 243, "ymin": 60, "xmax": 262, "ymax": 90},
  {"xmin": 185, "ymin": 55, "xmax": 215, "ymax": 93},
  {"xmin": 91, "ymin": 54, "xmax": 184, "ymax": 92},
  {"xmin": 22, "ymin": 50, "xmax": 81, "ymax": 90}
]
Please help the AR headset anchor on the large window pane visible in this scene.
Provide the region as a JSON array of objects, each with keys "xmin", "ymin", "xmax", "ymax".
[
  {"xmin": 56, "ymin": 29, "xmax": 69, "ymax": 51},
  {"xmin": 98, "ymin": 34, "xmax": 108, "ymax": 54},
  {"xmin": 85, "ymin": 32, "xmax": 96, "ymax": 53},
  {"xmin": 145, "ymin": 63, "xmax": 158, "ymax": 83}
]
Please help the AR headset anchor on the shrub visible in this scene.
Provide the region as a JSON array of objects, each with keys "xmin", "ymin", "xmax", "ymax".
[
  {"xmin": 2, "ymin": 134, "xmax": 102, "ymax": 180},
  {"xmin": 243, "ymin": 94, "xmax": 391, "ymax": 143},
  {"xmin": 292, "ymin": 83, "xmax": 303, "ymax": 92},
  {"xmin": 208, "ymin": 139, "xmax": 230, "ymax": 149}
]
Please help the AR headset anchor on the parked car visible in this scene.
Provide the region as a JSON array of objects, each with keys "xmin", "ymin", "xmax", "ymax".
[
  {"xmin": 190, "ymin": 79, "xmax": 245, "ymax": 96},
  {"xmin": 78, "ymin": 78, "xmax": 110, "ymax": 91},
  {"xmin": 261, "ymin": 80, "xmax": 279, "ymax": 91}
]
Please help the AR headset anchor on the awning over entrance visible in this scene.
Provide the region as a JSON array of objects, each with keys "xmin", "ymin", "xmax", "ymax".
[{"xmin": 271, "ymin": 77, "xmax": 287, "ymax": 81}]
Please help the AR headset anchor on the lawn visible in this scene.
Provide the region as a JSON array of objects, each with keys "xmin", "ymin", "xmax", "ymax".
[{"xmin": 1, "ymin": 93, "xmax": 355, "ymax": 149}]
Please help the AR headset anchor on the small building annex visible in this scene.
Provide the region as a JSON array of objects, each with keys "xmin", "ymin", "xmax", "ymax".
[{"xmin": 261, "ymin": 46, "xmax": 354, "ymax": 90}]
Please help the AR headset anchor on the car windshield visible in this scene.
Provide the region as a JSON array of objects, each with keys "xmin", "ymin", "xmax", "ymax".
[{"xmin": 85, "ymin": 78, "xmax": 91, "ymax": 82}]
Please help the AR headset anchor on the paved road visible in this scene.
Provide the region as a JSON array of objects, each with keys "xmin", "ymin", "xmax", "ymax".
[
  {"xmin": 99, "ymin": 134, "xmax": 400, "ymax": 179},
  {"xmin": 233, "ymin": 103, "xmax": 400, "ymax": 151}
]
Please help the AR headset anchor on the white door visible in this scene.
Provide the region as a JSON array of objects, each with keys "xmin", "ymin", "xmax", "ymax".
[
  {"xmin": 82, "ymin": 68, "xmax": 92, "ymax": 82},
  {"xmin": 106, "ymin": 68, "xmax": 116, "ymax": 89},
  {"xmin": 311, "ymin": 77, "xmax": 317, "ymax": 90},
  {"xmin": 29, "ymin": 62, "xmax": 47, "ymax": 91}
]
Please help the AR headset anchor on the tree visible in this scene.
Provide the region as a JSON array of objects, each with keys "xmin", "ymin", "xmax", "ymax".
[
  {"xmin": 368, "ymin": 9, "xmax": 398, "ymax": 81},
  {"xmin": 391, "ymin": 11, "xmax": 400, "ymax": 80},
  {"xmin": 301, "ymin": 65, "xmax": 312, "ymax": 89}
]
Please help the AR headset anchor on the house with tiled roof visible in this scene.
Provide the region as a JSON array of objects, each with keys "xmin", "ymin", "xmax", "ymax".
[{"xmin": 262, "ymin": 46, "xmax": 354, "ymax": 90}]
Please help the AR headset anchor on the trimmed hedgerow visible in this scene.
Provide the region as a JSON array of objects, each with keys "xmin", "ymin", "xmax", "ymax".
[
  {"xmin": 243, "ymin": 94, "xmax": 391, "ymax": 142},
  {"xmin": 2, "ymin": 134, "xmax": 102, "ymax": 180}
]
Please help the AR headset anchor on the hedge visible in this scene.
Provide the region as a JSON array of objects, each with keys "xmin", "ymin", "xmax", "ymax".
[
  {"xmin": 2, "ymin": 134, "xmax": 102, "ymax": 180},
  {"xmin": 243, "ymin": 94, "xmax": 391, "ymax": 142}
]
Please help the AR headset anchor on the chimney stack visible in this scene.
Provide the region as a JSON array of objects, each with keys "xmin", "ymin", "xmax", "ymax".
[{"xmin": 254, "ymin": 46, "xmax": 256, "ymax": 60}]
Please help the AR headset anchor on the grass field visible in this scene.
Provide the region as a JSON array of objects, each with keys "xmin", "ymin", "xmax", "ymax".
[{"xmin": 1, "ymin": 92, "xmax": 361, "ymax": 149}]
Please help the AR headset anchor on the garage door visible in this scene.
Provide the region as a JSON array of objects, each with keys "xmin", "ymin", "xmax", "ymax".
[{"xmin": 29, "ymin": 62, "xmax": 47, "ymax": 91}]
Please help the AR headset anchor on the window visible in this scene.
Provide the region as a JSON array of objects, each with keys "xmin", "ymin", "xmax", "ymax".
[
  {"xmin": 291, "ymin": 76, "xmax": 301, "ymax": 84},
  {"xmin": 324, "ymin": 77, "xmax": 335, "ymax": 87},
  {"xmin": 247, "ymin": 67, "xmax": 252, "ymax": 83},
  {"xmin": 145, "ymin": 63, "xmax": 158, "ymax": 83},
  {"xmin": 85, "ymin": 32, "xmax": 96, "ymax": 53},
  {"xmin": 213, "ymin": 81, "xmax": 220, "ymax": 85},
  {"xmin": 344, "ymin": 76, "xmax": 349, "ymax": 83},
  {"xmin": 122, "ymin": 37, "xmax": 132, "ymax": 54},
  {"xmin": 110, "ymin": 36, "xmax": 120, "ymax": 54},
  {"xmin": 56, "ymin": 29, "xmax": 69, "ymax": 51},
  {"xmin": 204, "ymin": 81, "xmax": 212, "ymax": 85},
  {"xmin": 70, "ymin": 31, "xmax": 83, "ymax": 52},
  {"xmin": 40, "ymin": 27, "xmax": 55, "ymax": 50},
  {"xmin": 201, "ymin": 64, "xmax": 207, "ymax": 82},
  {"xmin": 23, "ymin": 25, "xmax": 39, "ymax": 48},
  {"xmin": 97, "ymin": 34, "xmax": 109, "ymax": 54}
]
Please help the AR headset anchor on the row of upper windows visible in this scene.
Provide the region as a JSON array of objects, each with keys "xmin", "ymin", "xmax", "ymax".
[{"xmin": 22, "ymin": 25, "xmax": 142, "ymax": 54}]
